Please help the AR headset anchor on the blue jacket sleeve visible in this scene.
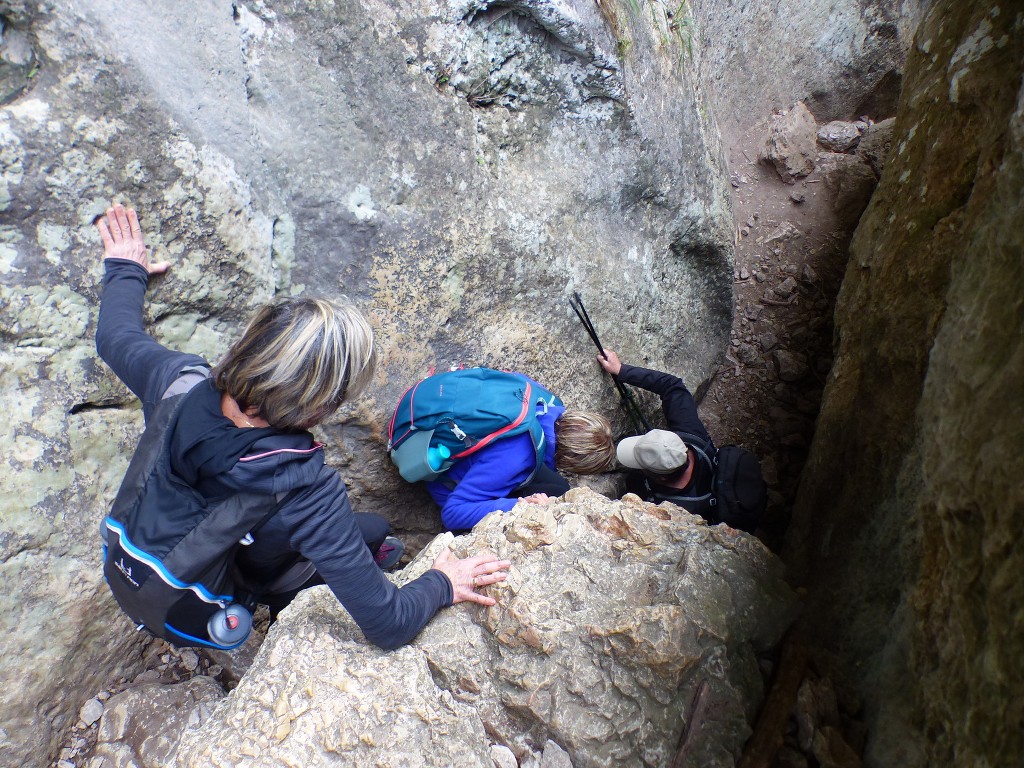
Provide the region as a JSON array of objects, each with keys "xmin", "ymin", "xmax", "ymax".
[
  {"xmin": 426, "ymin": 432, "xmax": 537, "ymax": 531},
  {"xmin": 617, "ymin": 363, "xmax": 714, "ymax": 449},
  {"xmin": 96, "ymin": 259, "xmax": 208, "ymax": 421},
  {"xmin": 282, "ymin": 467, "xmax": 453, "ymax": 649}
]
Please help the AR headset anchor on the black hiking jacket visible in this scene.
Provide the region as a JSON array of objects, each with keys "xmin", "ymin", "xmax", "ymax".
[
  {"xmin": 617, "ymin": 364, "xmax": 716, "ymax": 513},
  {"xmin": 97, "ymin": 259, "xmax": 452, "ymax": 649}
]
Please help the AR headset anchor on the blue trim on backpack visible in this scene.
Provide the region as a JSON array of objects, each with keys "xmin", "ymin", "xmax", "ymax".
[
  {"xmin": 104, "ymin": 517, "xmax": 232, "ymax": 604},
  {"xmin": 163, "ymin": 623, "xmax": 246, "ymax": 651}
]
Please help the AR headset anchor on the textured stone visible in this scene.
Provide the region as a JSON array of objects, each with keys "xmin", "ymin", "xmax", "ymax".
[
  {"xmin": 818, "ymin": 154, "xmax": 880, "ymax": 226},
  {"xmin": 760, "ymin": 103, "xmax": 819, "ymax": 182},
  {"xmin": 688, "ymin": 0, "xmax": 920, "ymax": 138},
  {"xmin": 773, "ymin": 350, "xmax": 809, "ymax": 382},
  {"xmin": 816, "ymin": 121, "xmax": 866, "ymax": 153},
  {"xmin": 540, "ymin": 740, "xmax": 573, "ymax": 768},
  {"xmin": 856, "ymin": 118, "xmax": 896, "ymax": 178},
  {"xmin": 491, "ymin": 744, "xmax": 519, "ymax": 768},
  {"xmin": 91, "ymin": 677, "xmax": 223, "ymax": 768},
  {"xmin": 80, "ymin": 698, "xmax": 105, "ymax": 728},
  {"xmin": 786, "ymin": 2, "xmax": 1024, "ymax": 767},
  {"xmin": 170, "ymin": 490, "xmax": 797, "ymax": 768}
]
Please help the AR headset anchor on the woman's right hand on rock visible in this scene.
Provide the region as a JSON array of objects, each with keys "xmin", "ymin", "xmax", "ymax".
[
  {"xmin": 96, "ymin": 203, "xmax": 170, "ymax": 275},
  {"xmin": 431, "ymin": 548, "xmax": 511, "ymax": 607}
]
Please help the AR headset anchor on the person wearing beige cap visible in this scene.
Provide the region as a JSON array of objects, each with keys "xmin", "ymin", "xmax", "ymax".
[{"xmin": 598, "ymin": 349, "xmax": 718, "ymax": 518}]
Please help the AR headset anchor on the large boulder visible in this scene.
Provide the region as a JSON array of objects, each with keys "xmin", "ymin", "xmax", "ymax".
[
  {"xmin": 169, "ymin": 489, "xmax": 796, "ymax": 767},
  {"xmin": 0, "ymin": 1, "xmax": 734, "ymax": 763},
  {"xmin": 786, "ymin": 2, "xmax": 1024, "ymax": 766}
]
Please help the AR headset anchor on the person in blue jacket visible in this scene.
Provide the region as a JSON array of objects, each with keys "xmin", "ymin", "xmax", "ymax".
[
  {"xmin": 95, "ymin": 203, "xmax": 508, "ymax": 649},
  {"xmin": 425, "ymin": 388, "xmax": 616, "ymax": 531}
]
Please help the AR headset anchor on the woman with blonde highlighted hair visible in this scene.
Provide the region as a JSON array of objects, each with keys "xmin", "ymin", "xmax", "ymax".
[
  {"xmin": 554, "ymin": 410, "xmax": 617, "ymax": 476},
  {"xmin": 212, "ymin": 297, "xmax": 377, "ymax": 431},
  {"xmin": 95, "ymin": 203, "xmax": 508, "ymax": 650}
]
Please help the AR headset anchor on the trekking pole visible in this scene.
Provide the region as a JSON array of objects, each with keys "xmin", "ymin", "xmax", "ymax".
[{"xmin": 568, "ymin": 292, "xmax": 652, "ymax": 434}]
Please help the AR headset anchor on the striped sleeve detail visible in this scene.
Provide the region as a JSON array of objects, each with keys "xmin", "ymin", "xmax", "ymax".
[{"xmin": 238, "ymin": 442, "xmax": 324, "ymax": 462}]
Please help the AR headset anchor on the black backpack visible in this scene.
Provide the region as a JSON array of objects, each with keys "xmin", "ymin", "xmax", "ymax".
[
  {"xmin": 101, "ymin": 371, "xmax": 281, "ymax": 649},
  {"xmin": 648, "ymin": 433, "xmax": 767, "ymax": 533}
]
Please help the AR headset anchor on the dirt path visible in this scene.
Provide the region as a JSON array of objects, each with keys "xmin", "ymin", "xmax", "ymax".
[{"xmin": 698, "ymin": 113, "xmax": 873, "ymax": 550}]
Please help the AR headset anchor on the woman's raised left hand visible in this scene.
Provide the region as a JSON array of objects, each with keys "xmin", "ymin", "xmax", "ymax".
[{"xmin": 96, "ymin": 203, "xmax": 170, "ymax": 275}]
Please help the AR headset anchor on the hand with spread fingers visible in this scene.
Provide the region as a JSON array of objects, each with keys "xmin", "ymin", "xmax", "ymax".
[
  {"xmin": 96, "ymin": 203, "xmax": 170, "ymax": 275},
  {"xmin": 431, "ymin": 548, "xmax": 511, "ymax": 606}
]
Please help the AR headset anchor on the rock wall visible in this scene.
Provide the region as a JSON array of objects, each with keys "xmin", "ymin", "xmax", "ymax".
[
  {"xmin": 785, "ymin": 2, "xmax": 1024, "ymax": 766},
  {"xmin": 0, "ymin": 0, "xmax": 734, "ymax": 763},
  {"xmin": 688, "ymin": 0, "xmax": 921, "ymax": 137},
  {"xmin": 168, "ymin": 490, "xmax": 796, "ymax": 768}
]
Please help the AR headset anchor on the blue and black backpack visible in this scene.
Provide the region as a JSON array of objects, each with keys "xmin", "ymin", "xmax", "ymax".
[
  {"xmin": 101, "ymin": 370, "xmax": 282, "ymax": 650},
  {"xmin": 387, "ymin": 368, "xmax": 562, "ymax": 484}
]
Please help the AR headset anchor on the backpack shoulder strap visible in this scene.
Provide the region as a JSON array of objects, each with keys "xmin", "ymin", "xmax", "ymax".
[{"xmin": 161, "ymin": 365, "xmax": 212, "ymax": 400}]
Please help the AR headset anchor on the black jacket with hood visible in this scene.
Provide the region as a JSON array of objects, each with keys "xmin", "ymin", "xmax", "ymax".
[
  {"xmin": 97, "ymin": 259, "xmax": 452, "ymax": 649},
  {"xmin": 617, "ymin": 363, "xmax": 717, "ymax": 509}
]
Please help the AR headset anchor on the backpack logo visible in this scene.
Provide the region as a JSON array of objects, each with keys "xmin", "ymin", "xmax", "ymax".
[{"xmin": 114, "ymin": 557, "xmax": 139, "ymax": 588}]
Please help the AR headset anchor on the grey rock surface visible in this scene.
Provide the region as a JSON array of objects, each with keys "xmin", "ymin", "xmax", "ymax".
[
  {"xmin": 171, "ymin": 489, "xmax": 796, "ymax": 767},
  {"xmin": 88, "ymin": 677, "xmax": 223, "ymax": 768},
  {"xmin": 816, "ymin": 121, "xmax": 866, "ymax": 153},
  {"xmin": 760, "ymin": 103, "xmax": 819, "ymax": 182},
  {"xmin": 689, "ymin": 0, "xmax": 921, "ymax": 137},
  {"xmin": 817, "ymin": 153, "xmax": 880, "ymax": 226},
  {"xmin": 855, "ymin": 118, "xmax": 895, "ymax": 178},
  {"xmin": 0, "ymin": 1, "xmax": 735, "ymax": 763}
]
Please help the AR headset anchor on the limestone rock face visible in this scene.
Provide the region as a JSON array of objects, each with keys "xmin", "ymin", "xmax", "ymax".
[
  {"xmin": 786, "ymin": 2, "xmax": 1024, "ymax": 766},
  {"xmin": 0, "ymin": 1, "xmax": 735, "ymax": 763},
  {"xmin": 171, "ymin": 490, "xmax": 797, "ymax": 767},
  {"xmin": 689, "ymin": 0, "xmax": 921, "ymax": 136},
  {"xmin": 90, "ymin": 677, "xmax": 223, "ymax": 768}
]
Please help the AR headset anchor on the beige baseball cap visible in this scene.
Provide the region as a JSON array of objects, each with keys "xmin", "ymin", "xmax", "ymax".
[{"xmin": 616, "ymin": 429, "xmax": 690, "ymax": 474}]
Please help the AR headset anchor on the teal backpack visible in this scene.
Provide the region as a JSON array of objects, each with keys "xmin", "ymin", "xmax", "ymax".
[{"xmin": 388, "ymin": 368, "xmax": 562, "ymax": 483}]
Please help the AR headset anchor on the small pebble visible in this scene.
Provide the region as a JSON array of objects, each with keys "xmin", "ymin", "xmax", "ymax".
[{"xmin": 180, "ymin": 649, "xmax": 200, "ymax": 672}]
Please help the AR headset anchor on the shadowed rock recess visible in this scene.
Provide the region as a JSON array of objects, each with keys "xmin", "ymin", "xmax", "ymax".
[{"xmin": 785, "ymin": 1, "xmax": 1024, "ymax": 766}]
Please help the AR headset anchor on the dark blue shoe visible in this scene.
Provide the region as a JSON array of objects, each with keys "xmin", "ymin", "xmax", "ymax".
[{"xmin": 374, "ymin": 536, "xmax": 404, "ymax": 571}]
